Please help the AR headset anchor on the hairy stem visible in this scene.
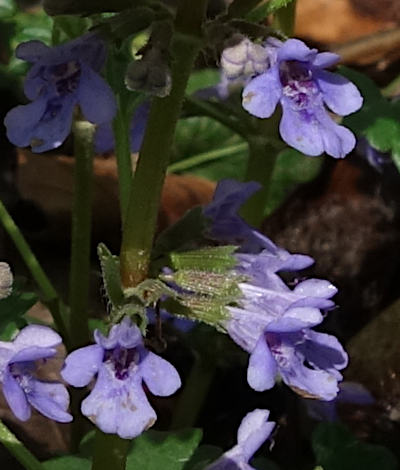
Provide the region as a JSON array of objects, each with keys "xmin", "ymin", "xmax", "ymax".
[
  {"xmin": 0, "ymin": 200, "xmax": 68, "ymax": 340},
  {"xmin": 120, "ymin": 0, "xmax": 209, "ymax": 288},
  {"xmin": 69, "ymin": 120, "xmax": 95, "ymax": 452},
  {"xmin": 91, "ymin": 1, "xmax": 209, "ymax": 469},
  {"xmin": 69, "ymin": 120, "xmax": 95, "ymax": 350}
]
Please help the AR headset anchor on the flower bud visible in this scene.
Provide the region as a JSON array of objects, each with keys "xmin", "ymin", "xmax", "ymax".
[{"xmin": 125, "ymin": 48, "xmax": 171, "ymax": 98}]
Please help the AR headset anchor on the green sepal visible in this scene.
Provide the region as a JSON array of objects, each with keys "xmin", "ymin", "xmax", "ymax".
[
  {"xmin": 97, "ymin": 243, "xmax": 125, "ymax": 308},
  {"xmin": 161, "ymin": 270, "xmax": 243, "ymax": 301},
  {"xmin": 124, "ymin": 279, "xmax": 177, "ymax": 307},
  {"xmin": 169, "ymin": 246, "xmax": 238, "ymax": 273},
  {"xmin": 110, "ymin": 302, "xmax": 148, "ymax": 334},
  {"xmin": 162, "ymin": 297, "xmax": 228, "ymax": 330}
]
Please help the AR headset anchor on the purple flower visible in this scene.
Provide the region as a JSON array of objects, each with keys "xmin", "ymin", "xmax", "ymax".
[
  {"xmin": 241, "ymin": 38, "xmax": 363, "ymax": 158},
  {"xmin": 94, "ymin": 102, "xmax": 149, "ymax": 154},
  {"xmin": 61, "ymin": 317, "xmax": 181, "ymax": 439},
  {"xmin": 203, "ymin": 179, "xmax": 347, "ymax": 399},
  {"xmin": 205, "ymin": 409, "xmax": 275, "ymax": 470},
  {"xmin": 203, "ymin": 179, "xmax": 313, "ymax": 267},
  {"xmin": 4, "ymin": 34, "xmax": 116, "ymax": 153},
  {"xmin": 0, "ymin": 325, "xmax": 72, "ymax": 422},
  {"xmin": 223, "ymin": 252, "xmax": 347, "ymax": 400}
]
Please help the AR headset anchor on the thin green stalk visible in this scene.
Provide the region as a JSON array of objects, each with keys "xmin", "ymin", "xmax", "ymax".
[
  {"xmin": 113, "ymin": 99, "xmax": 132, "ymax": 225},
  {"xmin": 69, "ymin": 119, "xmax": 95, "ymax": 349},
  {"xmin": 0, "ymin": 200, "xmax": 68, "ymax": 340},
  {"xmin": 120, "ymin": 0, "xmax": 209, "ymax": 288},
  {"xmin": 68, "ymin": 120, "xmax": 95, "ymax": 453},
  {"xmin": 0, "ymin": 419, "xmax": 44, "ymax": 470},
  {"xmin": 92, "ymin": 431, "xmax": 130, "ymax": 470},
  {"xmin": 171, "ymin": 356, "xmax": 216, "ymax": 429},
  {"xmin": 167, "ymin": 142, "xmax": 248, "ymax": 173}
]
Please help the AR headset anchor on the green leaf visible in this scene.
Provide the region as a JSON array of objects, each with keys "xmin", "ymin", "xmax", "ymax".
[
  {"xmin": 52, "ymin": 15, "xmax": 91, "ymax": 44},
  {"xmin": 43, "ymin": 456, "xmax": 90, "ymax": 470},
  {"xmin": 0, "ymin": 289, "xmax": 37, "ymax": 340},
  {"xmin": 186, "ymin": 69, "xmax": 220, "ymax": 96},
  {"xmin": 169, "ymin": 246, "xmax": 238, "ymax": 273},
  {"xmin": 126, "ymin": 428, "xmax": 203, "ymax": 470},
  {"xmin": 247, "ymin": 0, "xmax": 294, "ymax": 20},
  {"xmin": 341, "ymin": 67, "xmax": 400, "ymax": 163},
  {"xmin": 0, "ymin": 0, "xmax": 15, "ymax": 18},
  {"xmin": 183, "ymin": 444, "xmax": 222, "ymax": 469},
  {"xmin": 312, "ymin": 422, "xmax": 398, "ymax": 470},
  {"xmin": 265, "ymin": 148, "xmax": 323, "ymax": 216},
  {"xmin": 97, "ymin": 243, "xmax": 124, "ymax": 308},
  {"xmin": 172, "ymin": 116, "xmax": 247, "ymax": 180}
]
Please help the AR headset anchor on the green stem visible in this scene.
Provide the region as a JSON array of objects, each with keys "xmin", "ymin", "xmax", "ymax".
[
  {"xmin": 171, "ymin": 355, "xmax": 216, "ymax": 429},
  {"xmin": 69, "ymin": 119, "xmax": 95, "ymax": 349},
  {"xmin": 241, "ymin": 115, "xmax": 282, "ymax": 228},
  {"xmin": 0, "ymin": 200, "xmax": 68, "ymax": 340},
  {"xmin": 91, "ymin": 431, "xmax": 130, "ymax": 470},
  {"xmin": 168, "ymin": 142, "xmax": 248, "ymax": 173},
  {"xmin": 273, "ymin": 0, "xmax": 297, "ymax": 36},
  {"xmin": 0, "ymin": 420, "xmax": 44, "ymax": 470},
  {"xmin": 113, "ymin": 99, "xmax": 133, "ymax": 225},
  {"xmin": 120, "ymin": 0, "xmax": 209, "ymax": 288}
]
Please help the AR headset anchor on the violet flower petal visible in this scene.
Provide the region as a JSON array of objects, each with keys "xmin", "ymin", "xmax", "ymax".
[
  {"xmin": 293, "ymin": 279, "xmax": 337, "ymax": 298},
  {"xmin": 16, "ymin": 40, "xmax": 50, "ymax": 62},
  {"xmin": 279, "ymin": 100, "xmax": 325, "ymax": 156},
  {"xmin": 242, "ymin": 67, "xmax": 281, "ymax": 118},
  {"xmin": 81, "ymin": 366, "xmax": 156, "ymax": 439},
  {"xmin": 26, "ymin": 380, "xmax": 72, "ymax": 423},
  {"xmin": 61, "ymin": 344, "xmax": 104, "ymax": 387},
  {"xmin": 237, "ymin": 409, "xmax": 275, "ymax": 460},
  {"xmin": 140, "ymin": 351, "xmax": 181, "ymax": 396},
  {"xmin": 315, "ymin": 69, "xmax": 363, "ymax": 116},
  {"xmin": 277, "ymin": 38, "xmax": 317, "ymax": 63},
  {"xmin": 77, "ymin": 64, "xmax": 117, "ymax": 125},
  {"xmin": 3, "ymin": 370, "xmax": 31, "ymax": 421},
  {"xmin": 13, "ymin": 324, "xmax": 62, "ymax": 349},
  {"xmin": 247, "ymin": 337, "xmax": 277, "ymax": 391}
]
